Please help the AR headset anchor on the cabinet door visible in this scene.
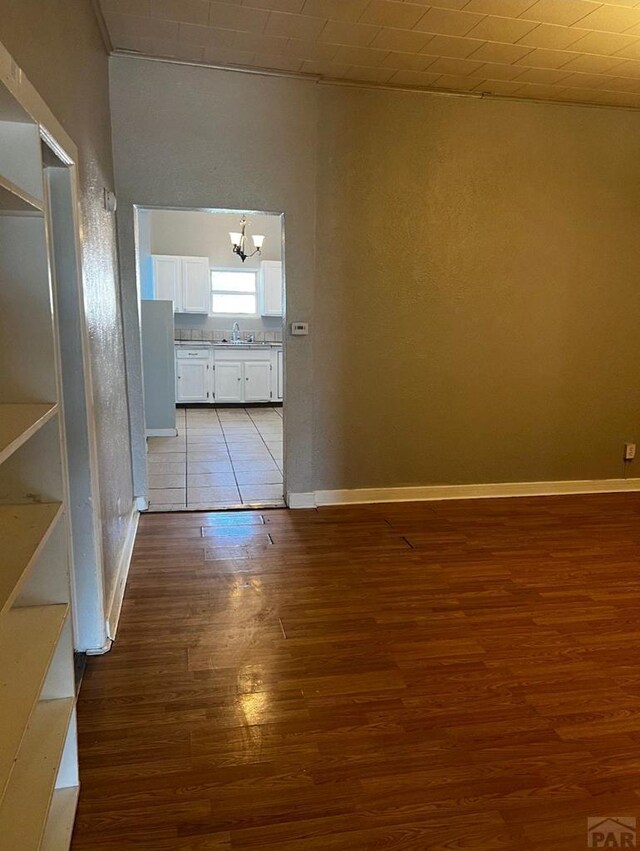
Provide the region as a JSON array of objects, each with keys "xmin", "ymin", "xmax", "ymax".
[
  {"xmin": 176, "ymin": 360, "xmax": 210, "ymax": 402},
  {"xmin": 214, "ymin": 361, "xmax": 244, "ymax": 403},
  {"xmin": 181, "ymin": 256, "xmax": 210, "ymax": 313},
  {"xmin": 153, "ymin": 255, "xmax": 181, "ymax": 310},
  {"xmin": 276, "ymin": 350, "xmax": 283, "ymax": 401},
  {"xmin": 260, "ymin": 261, "xmax": 283, "ymax": 317},
  {"xmin": 244, "ymin": 361, "xmax": 272, "ymax": 403}
]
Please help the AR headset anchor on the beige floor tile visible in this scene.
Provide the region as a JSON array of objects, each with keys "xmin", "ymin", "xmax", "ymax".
[
  {"xmin": 238, "ymin": 484, "xmax": 284, "ymax": 502},
  {"xmin": 187, "ymin": 459, "xmax": 234, "ymax": 473},
  {"xmin": 187, "ymin": 452, "xmax": 233, "ymax": 464},
  {"xmin": 149, "ymin": 473, "xmax": 186, "ymax": 488},
  {"xmin": 186, "ymin": 443, "xmax": 230, "ymax": 455},
  {"xmin": 148, "ymin": 452, "xmax": 186, "ymax": 464},
  {"xmin": 146, "ymin": 461, "xmax": 185, "ymax": 474},
  {"xmin": 234, "ymin": 469, "xmax": 283, "ymax": 485},
  {"xmin": 232, "ymin": 459, "xmax": 280, "ymax": 471},
  {"xmin": 186, "ymin": 502, "xmax": 242, "ymax": 510},
  {"xmin": 148, "ymin": 488, "xmax": 186, "ymax": 504},
  {"xmin": 188, "ymin": 486, "xmax": 241, "ymax": 503},
  {"xmin": 229, "ymin": 449, "xmax": 273, "ymax": 464},
  {"xmin": 225, "ymin": 441, "xmax": 265, "ymax": 449},
  {"xmin": 147, "ymin": 439, "xmax": 187, "ymax": 453},
  {"xmin": 187, "ymin": 472, "xmax": 237, "ymax": 487}
]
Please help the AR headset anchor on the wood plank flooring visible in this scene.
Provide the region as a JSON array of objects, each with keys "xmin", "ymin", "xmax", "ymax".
[{"xmin": 71, "ymin": 494, "xmax": 640, "ymax": 850}]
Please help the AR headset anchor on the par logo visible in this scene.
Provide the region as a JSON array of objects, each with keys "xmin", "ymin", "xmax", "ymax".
[{"xmin": 588, "ymin": 817, "xmax": 636, "ymax": 848}]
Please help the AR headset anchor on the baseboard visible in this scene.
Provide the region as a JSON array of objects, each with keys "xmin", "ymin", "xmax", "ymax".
[
  {"xmin": 105, "ymin": 505, "xmax": 139, "ymax": 641},
  {"xmin": 290, "ymin": 478, "xmax": 640, "ymax": 508},
  {"xmin": 146, "ymin": 428, "xmax": 177, "ymax": 437},
  {"xmin": 287, "ymin": 491, "xmax": 316, "ymax": 509},
  {"xmin": 85, "ymin": 638, "xmax": 113, "ymax": 656},
  {"xmin": 135, "ymin": 495, "xmax": 148, "ymax": 511}
]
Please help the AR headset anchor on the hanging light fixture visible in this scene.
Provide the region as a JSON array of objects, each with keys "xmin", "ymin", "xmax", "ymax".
[{"xmin": 229, "ymin": 217, "xmax": 265, "ymax": 263}]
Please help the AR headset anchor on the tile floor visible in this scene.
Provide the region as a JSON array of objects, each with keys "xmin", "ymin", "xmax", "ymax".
[{"xmin": 147, "ymin": 406, "xmax": 284, "ymax": 511}]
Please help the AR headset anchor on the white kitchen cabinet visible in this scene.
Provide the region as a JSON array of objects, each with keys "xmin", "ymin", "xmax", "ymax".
[
  {"xmin": 152, "ymin": 255, "xmax": 210, "ymax": 314},
  {"xmin": 152, "ymin": 255, "xmax": 180, "ymax": 305},
  {"xmin": 175, "ymin": 348, "xmax": 211, "ymax": 402},
  {"xmin": 214, "ymin": 362, "xmax": 244, "ymax": 403},
  {"xmin": 259, "ymin": 261, "xmax": 283, "ymax": 317},
  {"xmin": 244, "ymin": 361, "xmax": 272, "ymax": 403},
  {"xmin": 176, "ymin": 361, "xmax": 210, "ymax": 402},
  {"xmin": 181, "ymin": 257, "xmax": 210, "ymax": 313},
  {"xmin": 175, "ymin": 345, "xmax": 282, "ymax": 404}
]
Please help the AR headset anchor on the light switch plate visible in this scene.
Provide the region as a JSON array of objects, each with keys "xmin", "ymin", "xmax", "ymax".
[{"xmin": 291, "ymin": 322, "xmax": 309, "ymax": 336}]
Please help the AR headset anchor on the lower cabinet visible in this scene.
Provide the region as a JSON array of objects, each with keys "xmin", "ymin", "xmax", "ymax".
[
  {"xmin": 244, "ymin": 361, "xmax": 271, "ymax": 402},
  {"xmin": 214, "ymin": 361, "xmax": 243, "ymax": 403},
  {"xmin": 176, "ymin": 351, "xmax": 211, "ymax": 402},
  {"xmin": 175, "ymin": 346, "xmax": 281, "ymax": 404}
]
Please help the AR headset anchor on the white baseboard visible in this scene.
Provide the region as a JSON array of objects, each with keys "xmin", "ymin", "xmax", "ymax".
[
  {"xmin": 290, "ymin": 478, "xmax": 640, "ymax": 508},
  {"xmin": 85, "ymin": 638, "xmax": 113, "ymax": 656},
  {"xmin": 287, "ymin": 491, "xmax": 316, "ymax": 508},
  {"xmin": 135, "ymin": 495, "xmax": 148, "ymax": 511},
  {"xmin": 105, "ymin": 505, "xmax": 139, "ymax": 641},
  {"xmin": 146, "ymin": 428, "xmax": 177, "ymax": 437}
]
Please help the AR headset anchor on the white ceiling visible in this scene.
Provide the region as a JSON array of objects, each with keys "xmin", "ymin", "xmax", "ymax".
[{"xmin": 99, "ymin": 0, "xmax": 640, "ymax": 108}]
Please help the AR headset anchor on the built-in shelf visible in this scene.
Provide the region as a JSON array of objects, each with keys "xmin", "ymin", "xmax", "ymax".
[
  {"xmin": 41, "ymin": 785, "xmax": 79, "ymax": 851},
  {"xmin": 0, "ymin": 697, "xmax": 74, "ymax": 849},
  {"xmin": 0, "ymin": 173, "xmax": 44, "ymax": 214},
  {"xmin": 0, "ymin": 403, "xmax": 58, "ymax": 466},
  {"xmin": 0, "ymin": 604, "xmax": 68, "ymax": 800},
  {"xmin": 0, "ymin": 502, "xmax": 63, "ymax": 617}
]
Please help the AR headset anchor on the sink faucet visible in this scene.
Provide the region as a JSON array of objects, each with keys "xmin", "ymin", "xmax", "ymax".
[{"xmin": 231, "ymin": 321, "xmax": 241, "ymax": 343}]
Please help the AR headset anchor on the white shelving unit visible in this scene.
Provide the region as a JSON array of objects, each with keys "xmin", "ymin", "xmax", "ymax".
[{"xmin": 0, "ymin": 55, "xmax": 79, "ymax": 849}]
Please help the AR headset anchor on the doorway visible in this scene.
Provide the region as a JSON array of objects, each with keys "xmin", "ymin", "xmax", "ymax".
[{"xmin": 135, "ymin": 207, "xmax": 285, "ymax": 512}]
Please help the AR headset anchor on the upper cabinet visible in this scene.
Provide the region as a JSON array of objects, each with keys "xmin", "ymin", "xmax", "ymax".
[
  {"xmin": 152, "ymin": 255, "xmax": 209, "ymax": 314},
  {"xmin": 259, "ymin": 261, "xmax": 283, "ymax": 317}
]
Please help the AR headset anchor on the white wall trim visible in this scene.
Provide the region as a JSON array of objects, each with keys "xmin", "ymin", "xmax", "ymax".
[
  {"xmin": 135, "ymin": 495, "xmax": 148, "ymax": 511},
  {"xmin": 105, "ymin": 504, "xmax": 139, "ymax": 643},
  {"xmin": 146, "ymin": 428, "xmax": 177, "ymax": 437},
  {"xmin": 289, "ymin": 478, "xmax": 640, "ymax": 508},
  {"xmin": 287, "ymin": 491, "xmax": 315, "ymax": 508}
]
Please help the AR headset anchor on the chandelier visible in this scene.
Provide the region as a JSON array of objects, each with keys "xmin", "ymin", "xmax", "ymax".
[{"xmin": 229, "ymin": 217, "xmax": 265, "ymax": 263}]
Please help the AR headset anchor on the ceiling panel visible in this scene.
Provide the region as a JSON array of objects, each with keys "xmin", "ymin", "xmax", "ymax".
[{"xmin": 98, "ymin": 0, "xmax": 640, "ymax": 108}]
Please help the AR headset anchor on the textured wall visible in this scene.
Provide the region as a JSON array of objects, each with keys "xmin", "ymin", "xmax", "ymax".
[
  {"xmin": 110, "ymin": 58, "xmax": 317, "ymax": 495},
  {"xmin": 110, "ymin": 56, "xmax": 640, "ymax": 493},
  {"xmin": 314, "ymin": 86, "xmax": 640, "ymax": 488},
  {"xmin": 0, "ymin": 2, "xmax": 134, "ymax": 599}
]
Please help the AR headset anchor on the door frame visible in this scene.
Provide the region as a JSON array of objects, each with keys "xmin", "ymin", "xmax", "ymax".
[{"xmin": 132, "ymin": 204, "xmax": 287, "ymax": 507}]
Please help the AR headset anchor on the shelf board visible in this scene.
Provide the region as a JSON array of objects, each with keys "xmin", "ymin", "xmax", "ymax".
[
  {"xmin": 0, "ymin": 503, "xmax": 63, "ymax": 617},
  {"xmin": 0, "ymin": 173, "xmax": 43, "ymax": 213},
  {"xmin": 0, "ymin": 403, "xmax": 58, "ymax": 466},
  {"xmin": 0, "ymin": 604, "xmax": 68, "ymax": 801},
  {"xmin": 41, "ymin": 785, "xmax": 79, "ymax": 851},
  {"xmin": 0, "ymin": 697, "xmax": 74, "ymax": 849}
]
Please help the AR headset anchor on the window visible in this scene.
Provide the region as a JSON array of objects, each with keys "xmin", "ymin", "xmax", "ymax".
[{"xmin": 210, "ymin": 269, "xmax": 257, "ymax": 314}]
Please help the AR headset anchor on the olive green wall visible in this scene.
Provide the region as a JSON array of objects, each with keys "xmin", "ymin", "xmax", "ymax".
[
  {"xmin": 315, "ymin": 86, "xmax": 640, "ymax": 488},
  {"xmin": 0, "ymin": 3, "xmax": 135, "ymax": 604},
  {"xmin": 110, "ymin": 56, "xmax": 640, "ymax": 495}
]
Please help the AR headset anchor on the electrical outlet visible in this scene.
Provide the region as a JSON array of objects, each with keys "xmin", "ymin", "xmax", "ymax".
[{"xmin": 624, "ymin": 443, "xmax": 636, "ymax": 461}]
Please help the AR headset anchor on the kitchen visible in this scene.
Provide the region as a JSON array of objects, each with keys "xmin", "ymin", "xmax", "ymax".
[{"xmin": 138, "ymin": 208, "xmax": 284, "ymax": 511}]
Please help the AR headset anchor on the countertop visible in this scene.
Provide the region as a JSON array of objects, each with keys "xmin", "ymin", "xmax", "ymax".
[{"xmin": 175, "ymin": 340, "xmax": 282, "ymax": 349}]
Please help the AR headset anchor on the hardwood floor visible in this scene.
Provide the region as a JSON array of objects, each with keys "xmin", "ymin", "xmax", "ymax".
[{"xmin": 72, "ymin": 494, "xmax": 640, "ymax": 850}]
